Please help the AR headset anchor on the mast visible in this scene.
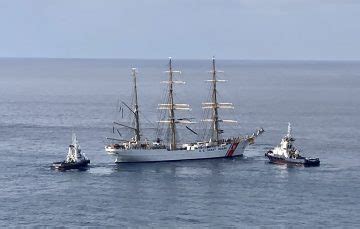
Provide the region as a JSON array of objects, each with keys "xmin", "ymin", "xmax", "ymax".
[
  {"xmin": 211, "ymin": 57, "xmax": 220, "ymax": 142},
  {"xmin": 202, "ymin": 57, "xmax": 236, "ymax": 145},
  {"xmin": 168, "ymin": 59, "xmax": 177, "ymax": 150},
  {"xmin": 158, "ymin": 57, "xmax": 192, "ymax": 150},
  {"xmin": 132, "ymin": 68, "xmax": 141, "ymax": 142},
  {"xmin": 72, "ymin": 133, "xmax": 79, "ymax": 148},
  {"xmin": 287, "ymin": 122, "xmax": 292, "ymax": 138}
]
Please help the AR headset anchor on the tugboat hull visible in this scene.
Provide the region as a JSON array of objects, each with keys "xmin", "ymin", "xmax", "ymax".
[
  {"xmin": 265, "ymin": 151, "xmax": 320, "ymax": 167},
  {"xmin": 51, "ymin": 159, "xmax": 90, "ymax": 171}
]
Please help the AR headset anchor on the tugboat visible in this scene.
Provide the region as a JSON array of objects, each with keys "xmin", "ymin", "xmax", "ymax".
[
  {"xmin": 52, "ymin": 134, "xmax": 90, "ymax": 170},
  {"xmin": 265, "ymin": 123, "xmax": 320, "ymax": 167}
]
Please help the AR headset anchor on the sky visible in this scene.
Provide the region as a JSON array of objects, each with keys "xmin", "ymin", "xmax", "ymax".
[{"xmin": 0, "ymin": 0, "xmax": 360, "ymax": 60}]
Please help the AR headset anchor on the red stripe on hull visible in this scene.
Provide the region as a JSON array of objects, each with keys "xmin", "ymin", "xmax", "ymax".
[{"xmin": 226, "ymin": 143, "xmax": 239, "ymax": 157}]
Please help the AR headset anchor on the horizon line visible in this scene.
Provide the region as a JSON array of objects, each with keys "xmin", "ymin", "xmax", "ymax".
[{"xmin": 0, "ymin": 56, "xmax": 360, "ymax": 62}]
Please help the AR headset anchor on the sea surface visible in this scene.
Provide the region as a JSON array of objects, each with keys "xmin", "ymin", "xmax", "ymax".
[{"xmin": 0, "ymin": 58, "xmax": 359, "ymax": 227}]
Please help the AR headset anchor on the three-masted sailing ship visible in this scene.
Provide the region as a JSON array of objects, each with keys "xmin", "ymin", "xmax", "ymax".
[{"xmin": 105, "ymin": 57, "xmax": 264, "ymax": 163}]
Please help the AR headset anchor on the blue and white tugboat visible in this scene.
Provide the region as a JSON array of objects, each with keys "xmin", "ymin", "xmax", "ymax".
[
  {"xmin": 52, "ymin": 134, "xmax": 90, "ymax": 170},
  {"xmin": 265, "ymin": 123, "xmax": 320, "ymax": 167}
]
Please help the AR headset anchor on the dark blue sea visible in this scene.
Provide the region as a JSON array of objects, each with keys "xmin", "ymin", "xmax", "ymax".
[{"xmin": 0, "ymin": 58, "xmax": 359, "ymax": 227}]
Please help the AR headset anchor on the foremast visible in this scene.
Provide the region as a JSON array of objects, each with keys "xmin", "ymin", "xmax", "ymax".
[
  {"xmin": 158, "ymin": 58, "xmax": 192, "ymax": 150},
  {"xmin": 202, "ymin": 57, "xmax": 236, "ymax": 145},
  {"xmin": 211, "ymin": 57, "xmax": 220, "ymax": 142}
]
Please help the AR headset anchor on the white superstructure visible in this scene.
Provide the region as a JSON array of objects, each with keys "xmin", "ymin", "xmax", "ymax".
[
  {"xmin": 66, "ymin": 133, "xmax": 89, "ymax": 163},
  {"xmin": 268, "ymin": 123, "xmax": 300, "ymax": 159},
  {"xmin": 265, "ymin": 123, "xmax": 320, "ymax": 166}
]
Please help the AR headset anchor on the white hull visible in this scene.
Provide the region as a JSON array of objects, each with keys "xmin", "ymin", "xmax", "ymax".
[{"xmin": 112, "ymin": 141, "xmax": 249, "ymax": 163}]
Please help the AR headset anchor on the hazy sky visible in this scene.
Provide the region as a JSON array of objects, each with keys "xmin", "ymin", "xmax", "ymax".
[{"xmin": 0, "ymin": 0, "xmax": 360, "ymax": 60}]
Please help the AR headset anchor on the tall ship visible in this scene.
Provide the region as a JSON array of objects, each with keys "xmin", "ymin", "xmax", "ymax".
[{"xmin": 105, "ymin": 58, "xmax": 264, "ymax": 163}]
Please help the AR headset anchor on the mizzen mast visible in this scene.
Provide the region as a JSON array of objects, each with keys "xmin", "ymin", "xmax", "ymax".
[{"xmin": 132, "ymin": 68, "xmax": 141, "ymax": 142}]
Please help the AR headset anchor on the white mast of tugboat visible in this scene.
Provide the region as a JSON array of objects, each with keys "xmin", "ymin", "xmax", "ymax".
[
  {"xmin": 287, "ymin": 122, "xmax": 292, "ymax": 138},
  {"xmin": 72, "ymin": 133, "xmax": 79, "ymax": 149},
  {"xmin": 202, "ymin": 57, "xmax": 236, "ymax": 145}
]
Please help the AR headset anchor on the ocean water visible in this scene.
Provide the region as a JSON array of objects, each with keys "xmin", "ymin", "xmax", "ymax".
[{"xmin": 0, "ymin": 58, "xmax": 359, "ymax": 227}]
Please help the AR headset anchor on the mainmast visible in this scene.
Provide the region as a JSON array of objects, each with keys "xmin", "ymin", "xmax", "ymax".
[
  {"xmin": 168, "ymin": 58, "xmax": 176, "ymax": 150},
  {"xmin": 158, "ymin": 57, "xmax": 192, "ymax": 150},
  {"xmin": 132, "ymin": 68, "xmax": 141, "ymax": 142},
  {"xmin": 202, "ymin": 57, "xmax": 236, "ymax": 145}
]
